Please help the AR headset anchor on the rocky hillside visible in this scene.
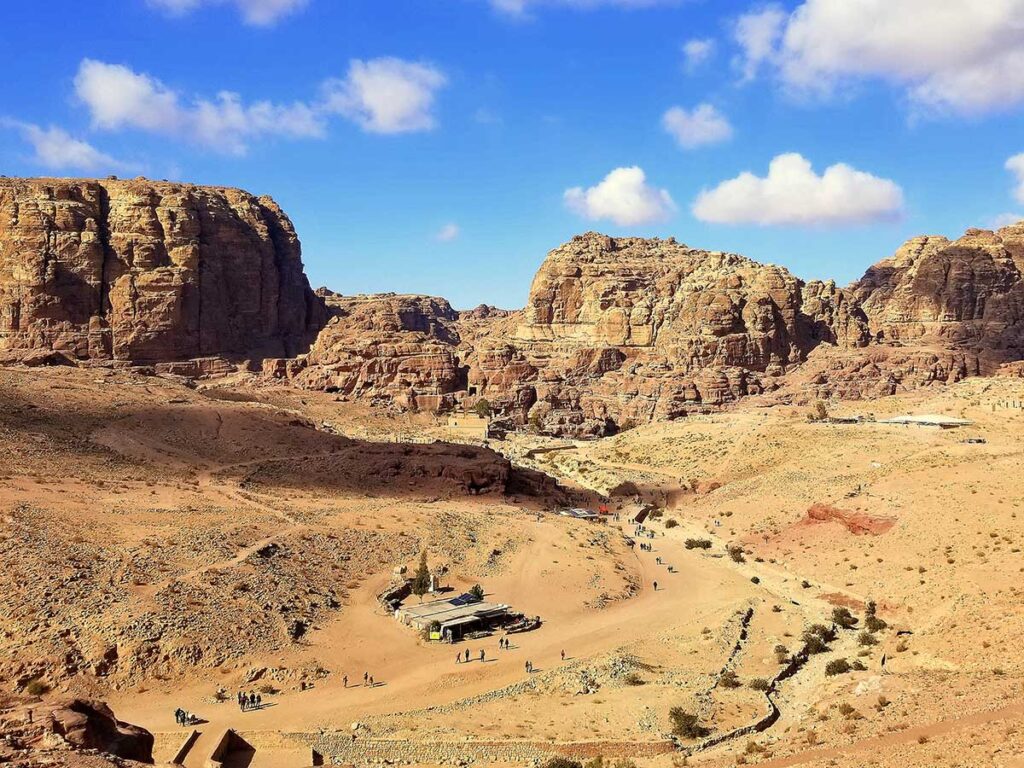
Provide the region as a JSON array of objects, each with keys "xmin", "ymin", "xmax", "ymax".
[
  {"xmin": 0, "ymin": 177, "xmax": 325, "ymax": 364},
  {"xmin": 3, "ymin": 176, "xmax": 1022, "ymax": 435},
  {"xmin": 854, "ymin": 223, "xmax": 1024, "ymax": 369},
  {"xmin": 293, "ymin": 233, "xmax": 873, "ymax": 435}
]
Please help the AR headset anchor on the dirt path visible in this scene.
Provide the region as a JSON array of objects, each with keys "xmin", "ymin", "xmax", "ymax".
[{"xmin": 112, "ymin": 515, "xmax": 758, "ymax": 742}]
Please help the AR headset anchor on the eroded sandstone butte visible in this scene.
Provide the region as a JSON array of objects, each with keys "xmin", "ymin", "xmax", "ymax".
[
  {"xmin": 291, "ymin": 233, "xmax": 871, "ymax": 434},
  {"xmin": 0, "ymin": 177, "xmax": 325, "ymax": 363}
]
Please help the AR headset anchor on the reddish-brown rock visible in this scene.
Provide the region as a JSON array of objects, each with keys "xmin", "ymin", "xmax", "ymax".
[
  {"xmin": 0, "ymin": 177, "xmax": 325, "ymax": 363},
  {"xmin": 46, "ymin": 699, "xmax": 154, "ymax": 763}
]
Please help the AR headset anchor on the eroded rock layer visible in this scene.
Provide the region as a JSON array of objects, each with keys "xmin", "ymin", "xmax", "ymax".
[{"xmin": 0, "ymin": 177, "xmax": 325, "ymax": 363}]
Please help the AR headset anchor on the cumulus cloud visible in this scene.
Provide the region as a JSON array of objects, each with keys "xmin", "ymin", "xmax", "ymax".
[
  {"xmin": 435, "ymin": 223, "xmax": 460, "ymax": 242},
  {"xmin": 989, "ymin": 212, "xmax": 1024, "ymax": 230},
  {"xmin": 733, "ymin": 4, "xmax": 786, "ymax": 82},
  {"xmin": 148, "ymin": 0, "xmax": 308, "ymax": 26},
  {"xmin": 734, "ymin": 0, "xmax": 1024, "ymax": 116},
  {"xmin": 73, "ymin": 57, "xmax": 446, "ymax": 154},
  {"xmin": 1007, "ymin": 153, "xmax": 1024, "ymax": 205},
  {"xmin": 681, "ymin": 38, "xmax": 715, "ymax": 72},
  {"xmin": 321, "ymin": 58, "xmax": 447, "ymax": 134},
  {"xmin": 2, "ymin": 120, "xmax": 127, "ymax": 172},
  {"xmin": 75, "ymin": 59, "xmax": 325, "ymax": 155},
  {"xmin": 662, "ymin": 104, "xmax": 732, "ymax": 149},
  {"xmin": 692, "ymin": 152, "xmax": 904, "ymax": 227},
  {"xmin": 565, "ymin": 166, "xmax": 676, "ymax": 226}
]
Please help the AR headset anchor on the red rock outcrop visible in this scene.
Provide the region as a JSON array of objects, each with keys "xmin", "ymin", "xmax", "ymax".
[
  {"xmin": 293, "ymin": 233, "xmax": 871, "ymax": 435},
  {"xmin": 0, "ymin": 177, "xmax": 325, "ymax": 363},
  {"xmin": 286, "ymin": 292, "xmax": 468, "ymax": 411},
  {"xmin": 854, "ymin": 223, "xmax": 1024, "ymax": 370},
  {"xmin": 45, "ymin": 699, "xmax": 154, "ymax": 763}
]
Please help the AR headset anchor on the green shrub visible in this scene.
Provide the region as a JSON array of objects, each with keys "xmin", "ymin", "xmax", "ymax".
[
  {"xmin": 857, "ymin": 631, "xmax": 878, "ymax": 647},
  {"xmin": 748, "ymin": 677, "xmax": 769, "ymax": 691},
  {"xmin": 832, "ymin": 607, "xmax": 859, "ymax": 629},
  {"xmin": 685, "ymin": 538, "xmax": 712, "ymax": 550},
  {"xmin": 469, "ymin": 584, "xmax": 485, "ymax": 600},
  {"xmin": 728, "ymin": 545, "xmax": 746, "ymax": 563},
  {"xmin": 719, "ymin": 670, "xmax": 741, "ymax": 689},
  {"xmin": 544, "ymin": 759, "xmax": 583, "ymax": 768},
  {"xmin": 825, "ymin": 659, "xmax": 851, "ymax": 676},
  {"xmin": 665, "ymin": 519, "xmax": 679, "ymax": 529},
  {"xmin": 669, "ymin": 708, "xmax": 711, "ymax": 739},
  {"xmin": 25, "ymin": 679, "xmax": 49, "ymax": 696},
  {"xmin": 473, "ymin": 399, "xmax": 492, "ymax": 418}
]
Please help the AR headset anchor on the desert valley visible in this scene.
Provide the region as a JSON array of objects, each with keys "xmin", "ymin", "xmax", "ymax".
[{"xmin": 0, "ymin": 176, "xmax": 1022, "ymax": 768}]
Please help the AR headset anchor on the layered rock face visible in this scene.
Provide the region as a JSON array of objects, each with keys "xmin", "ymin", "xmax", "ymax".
[
  {"xmin": 293, "ymin": 233, "xmax": 872, "ymax": 435},
  {"xmin": 0, "ymin": 177, "xmax": 325, "ymax": 363},
  {"xmin": 286, "ymin": 292, "xmax": 468, "ymax": 410},
  {"xmin": 854, "ymin": 224, "xmax": 1024, "ymax": 370},
  {"xmin": 46, "ymin": 699, "xmax": 154, "ymax": 763}
]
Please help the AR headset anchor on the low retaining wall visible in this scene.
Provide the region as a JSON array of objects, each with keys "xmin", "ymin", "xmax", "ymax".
[{"xmin": 169, "ymin": 729, "xmax": 199, "ymax": 765}]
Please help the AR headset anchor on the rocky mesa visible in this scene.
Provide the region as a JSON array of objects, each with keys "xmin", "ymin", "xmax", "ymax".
[{"xmin": 0, "ymin": 177, "xmax": 325, "ymax": 364}]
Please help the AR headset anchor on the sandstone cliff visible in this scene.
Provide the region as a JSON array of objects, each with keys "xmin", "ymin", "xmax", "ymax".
[
  {"xmin": 854, "ymin": 223, "xmax": 1024, "ymax": 370},
  {"xmin": 0, "ymin": 177, "xmax": 325, "ymax": 363},
  {"xmin": 292, "ymin": 233, "xmax": 871, "ymax": 435}
]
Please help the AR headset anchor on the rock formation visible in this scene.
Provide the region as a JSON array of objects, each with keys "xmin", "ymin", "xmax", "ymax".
[
  {"xmin": 2, "ymin": 175, "xmax": 1022, "ymax": 435},
  {"xmin": 45, "ymin": 699, "xmax": 154, "ymax": 763},
  {"xmin": 0, "ymin": 177, "xmax": 325, "ymax": 364},
  {"xmin": 293, "ymin": 233, "xmax": 872, "ymax": 435},
  {"xmin": 854, "ymin": 223, "xmax": 1024, "ymax": 370}
]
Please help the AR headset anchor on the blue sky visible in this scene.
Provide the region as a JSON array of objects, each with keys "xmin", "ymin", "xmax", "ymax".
[{"xmin": 3, "ymin": 0, "xmax": 1024, "ymax": 308}]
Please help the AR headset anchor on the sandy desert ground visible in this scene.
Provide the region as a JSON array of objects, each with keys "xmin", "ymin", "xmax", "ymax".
[{"xmin": 3, "ymin": 365, "xmax": 1024, "ymax": 768}]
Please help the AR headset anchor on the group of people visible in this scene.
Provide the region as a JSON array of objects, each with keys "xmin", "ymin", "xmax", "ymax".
[
  {"xmin": 173, "ymin": 708, "xmax": 196, "ymax": 726},
  {"xmin": 455, "ymin": 647, "xmax": 488, "ymax": 664},
  {"xmin": 639, "ymin": 541, "xmax": 654, "ymax": 552},
  {"xmin": 236, "ymin": 691, "xmax": 262, "ymax": 711}
]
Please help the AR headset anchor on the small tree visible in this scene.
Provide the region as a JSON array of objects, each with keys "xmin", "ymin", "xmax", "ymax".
[
  {"xmin": 669, "ymin": 708, "xmax": 711, "ymax": 739},
  {"xmin": 411, "ymin": 550, "xmax": 431, "ymax": 600},
  {"xmin": 825, "ymin": 658, "xmax": 852, "ymax": 676},
  {"xmin": 474, "ymin": 398, "xmax": 492, "ymax": 418},
  {"xmin": 469, "ymin": 583, "xmax": 485, "ymax": 600},
  {"xmin": 832, "ymin": 607, "xmax": 859, "ymax": 630}
]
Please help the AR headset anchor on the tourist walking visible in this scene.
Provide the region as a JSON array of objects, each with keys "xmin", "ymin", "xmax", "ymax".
[
  {"xmin": 343, "ymin": 675, "xmax": 348, "ymax": 688},
  {"xmin": 255, "ymin": 694, "xmax": 261, "ymax": 709},
  {"xmin": 369, "ymin": 676, "xmax": 374, "ymax": 687},
  {"xmin": 653, "ymin": 580, "xmax": 658, "ymax": 591},
  {"xmin": 480, "ymin": 649, "xmax": 485, "ymax": 662},
  {"xmin": 363, "ymin": 672, "xmax": 368, "ymax": 686},
  {"xmin": 464, "ymin": 648, "xmax": 470, "ymax": 663},
  {"xmin": 561, "ymin": 649, "xmax": 565, "ymax": 661}
]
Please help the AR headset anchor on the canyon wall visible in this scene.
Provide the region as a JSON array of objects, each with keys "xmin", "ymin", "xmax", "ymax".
[{"xmin": 0, "ymin": 177, "xmax": 325, "ymax": 363}]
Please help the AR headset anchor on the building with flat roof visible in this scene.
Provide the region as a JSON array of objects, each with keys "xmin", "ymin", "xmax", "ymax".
[{"xmin": 396, "ymin": 592, "xmax": 511, "ymax": 640}]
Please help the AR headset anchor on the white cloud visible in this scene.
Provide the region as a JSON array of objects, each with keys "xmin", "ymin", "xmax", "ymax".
[
  {"xmin": 692, "ymin": 152, "xmax": 904, "ymax": 227},
  {"xmin": 2, "ymin": 120, "xmax": 127, "ymax": 172},
  {"xmin": 734, "ymin": 0, "xmax": 1024, "ymax": 116},
  {"xmin": 148, "ymin": 0, "xmax": 308, "ymax": 26},
  {"xmin": 491, "ymin": 0, "xmax": 679, "ymax": 17},
  {"xmin": 662, "ymin": 104, "xmax": 733, "ymax": 149},
  {"xmin": 989, "ymin": 212, "xmax": 1024, "ymax": 230},
  {"xmin": 1007, "ymin": 153, "xmax": 1024, "ymax": 205},
  {"xmin": 435, "ymin": 223, "xmax": 460, "ymax": 242},
  {"xmin": 75, "ymin": 59, "xmax": 325, "ymax": 155},
  {"xmin": 733, "ymin": 5, "xmax": 786, "ymax": 82},
  {"xmin": 565, "ymin": 166, "xmax": 676, "ymax": 226},
  {"xmin": 321, "ymin": 58, "xmax": 447, "ymax": 135},
  {"xmin": 682, "ymin": 38, "xmax": 715, "ymax": 72}
]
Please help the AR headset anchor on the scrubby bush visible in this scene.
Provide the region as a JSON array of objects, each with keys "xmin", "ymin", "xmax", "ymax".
[
  {"xmin": 802, "ymin": 624, "xmax": 835, "ymax": 654},
  {"xmin": 665, "ymin": 519, "xmax": 679, "ymax": 529},
  {"xmin": 858, "ymin": 631, "xmax": 878, "ymax": 647},
  {"xmin": 25, "ymin": 679, "xmax": 48, "ymax": 696},
  {"xmin": 865, "ymin": 601, "xmax": 887, "ymax": 633},
  {"xmin": 544, "ymin": 759, "xmax": 583, "ymax": 768},
  {"xmin": 474, "ymin": 399, "xmax": 492, "ymax": 417},
  {"xmin": 728, "ymin": 545, "xmax": 746, "ymax": 563},
  {"xmin": 825, "ymin": 659, "xmax": 851, "ymax": 676},
  {"xmin": 748, "ymin": 677, "xmax": 769, "ymax": 691},
  {"xmin": 469, "ymin": 583, "xmax": 485, "ymax": 600},
  {"xmin": 669, "ymin": 708, "xmax": 711, "ymax": 739},
  {"xmin": 623, "ymin": 673, "xmax": 645, "ymax": 686},
  {"xmin": 719, "ymin": 670, "xmax": 741, "ymax": 689},
  {"xmin": 685, "ymin": 538, "xmax": 712, "ymax": 550},
  {"xmin": 832, "ymin": 607, "xmax": 859, "ymax": 629}
]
